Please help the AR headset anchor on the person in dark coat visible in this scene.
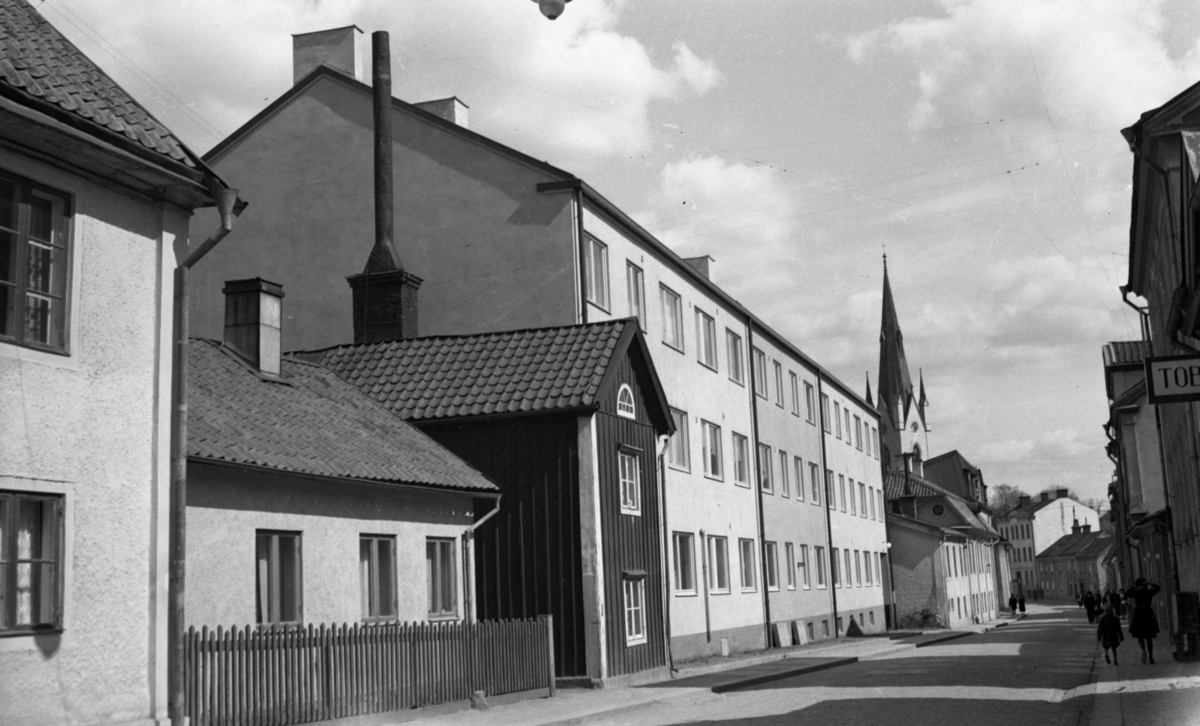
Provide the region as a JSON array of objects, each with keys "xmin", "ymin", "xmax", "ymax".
[
  {"xmin": 1009, "ymin": 594, "xmax": 1018, "ymax": 614},
  {"xmin": 1017, "ymin": 595, "xmax": 1026, "ymax": 613},
  {"xmin": 1124, "ymin": 578, "xmax": 1162, "ymax": 664},
  {"xmin": 1083, "ymin": 590, "xmax": 1098, "ymax": 623},
  {"xmin": 1105, "ymin": 589, "xmax": 1123, "ymax": 618},
  {"xmin": 1096, "ymin": 604, "xmax": 1124, "ymax": 664}
]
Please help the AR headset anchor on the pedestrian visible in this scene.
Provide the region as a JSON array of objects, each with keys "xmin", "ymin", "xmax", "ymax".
[
  {"xmin": 1018, "ymin": 595, "xmax": 1026, "ymax": 613},
  {"xmin": 1083, "ymin": 590, "xmax": 1098, "ymax": 623},
  {"xmin": 1107, "ymin": 589, "xmax": 1124, "ymax": 618},
  {"xmin": 1124, "ymin": 578, "xmax": 1162, "ymax": 664},
  {"xmin": 1009, "ymin": 594, "xmax": 1017, "ymax": 614},
  {"xmin": 1096, "ymin": 603, "xmax": 1124, "ymax": 665}
]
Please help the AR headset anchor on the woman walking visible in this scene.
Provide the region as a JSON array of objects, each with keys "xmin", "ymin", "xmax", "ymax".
[
  {"xmin": 1083, "ymin": 590, "xmax": 1098, "ymax": 623},
  {"xmin": 1096, "ymin": 603, "xmax": 1124, "ymax": 664},
  {"xmin": 1124, "ymin": 578, "xmax": 1162, "ymax": 664}
]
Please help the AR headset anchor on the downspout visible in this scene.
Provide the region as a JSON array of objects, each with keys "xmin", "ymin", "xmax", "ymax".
[
  {"xmin": 700, "ymin": 528, "xmax": 711, "ymax": 643},
  {"xmin": 654, "ymin": 435, "xmax": 675, "ymax": 672},
  {"xmin": 170, "ymin": 185, "xmax": 241, "ymax": 726},
  {"xmin": 1120, "ymin": 286, "xmax": 1151, "ymax": 348},
  {"xmin": 746, "ymin": 325, "xmax": 771, "ymax": 648},
  {"xmin": 816, "ymin": 375, "xmax": 839, "ymax": 637},
  {"xmin": 575, "ymin": 187, "xmax": 587, "ymax": 325},
  {"xmin": 462, "ymin": 495, "xmax": 502, "ymax": 624}
]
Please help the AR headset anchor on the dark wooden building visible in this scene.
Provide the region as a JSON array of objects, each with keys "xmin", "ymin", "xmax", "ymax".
[{"xmin": 308, "ymin": 319, "xmax": 674, "ymax": 683}]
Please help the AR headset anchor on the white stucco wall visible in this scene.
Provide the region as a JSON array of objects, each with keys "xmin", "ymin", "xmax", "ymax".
[{"xmin": 0, "ymin": 148, "xmax": 186, "ymax": 726}]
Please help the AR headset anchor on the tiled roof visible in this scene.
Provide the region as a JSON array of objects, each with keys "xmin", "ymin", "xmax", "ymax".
[
  {"xmin": 0, "ymin": 0, "xmax": 192, "ymax": 166},
  {"xmin": 188, "ymin": 339, "xmax": 498, "ymax": 493},
  {"xmin": 1103, "ymin": 341, "xmax": 1148, "ymax": 368},
  {"xmin": 310, "ymin": 321, "xmax": 630, "ymax": 422},
  {"xmin": 883, "ymin": 471, "xmax": 946, "ymax": 500},
  {"xmin": 1038, "ymin": 531, "xmax": 1109, "ymax": 560}
]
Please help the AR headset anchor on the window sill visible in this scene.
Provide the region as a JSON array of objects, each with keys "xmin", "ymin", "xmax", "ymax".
[
  {"xmin": 0, "ymin": 626, "xmax": 64, "ymax": 638},
  {"xmin": 703, "ymin": 473, "xmax": 724, "ymax": 483},
  {"xmin": 662, "ymin": 340, "xmax": 685, "ymax": 355},
  {"xmin": 626, "ymin": 636, "xmax": 648, "ymax": 646},
  {"xmin": 733, "ymin": 480, "xmax": 751, "ymax": 489},
  {"xmin": 729, "ymin": 377, "xmax": 745, "ymax": 387},
  {"xmin": 674, "ymin": 590, "xmax": 698, "ymax": 598},
  {"xmin": 709, "ymin": 589, "xmax": 731, "ymax": 596},
  {"xmin": 428, "ymin": 614, "xmax": 461, "ymax": 622},
  {"xmin": 698, "ymin": 360, "xmax": 719, "ymax": 373},
  {"xmin": 668, "ymin": 463, "xmax": 691, "ymax": 473},
  {"xmin": 620, "ymin": 508, "xmax": 642, "ymax": 517}
]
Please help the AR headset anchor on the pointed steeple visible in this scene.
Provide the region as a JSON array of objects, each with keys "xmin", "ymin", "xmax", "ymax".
[
  {"xmin": 917, "ymin": 368, "xmax": 930, "ymax": 428},
  {"xmin": 865, "ymin": 372, "xmax": 874, "ymax": 407},
  {"xmin": 877, "ymin": 255, "xmax": 914, "ymax": 423}
]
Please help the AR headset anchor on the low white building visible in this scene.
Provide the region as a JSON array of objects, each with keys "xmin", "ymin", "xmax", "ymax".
[{"xmin": 995, "ymin": 490, "xmax": 1100, "ymax": 598}]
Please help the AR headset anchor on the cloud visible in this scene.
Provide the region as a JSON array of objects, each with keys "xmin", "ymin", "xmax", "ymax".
[{"xmin": 977, "ymin": 429, "xmax": 1092, "ymax": 464}]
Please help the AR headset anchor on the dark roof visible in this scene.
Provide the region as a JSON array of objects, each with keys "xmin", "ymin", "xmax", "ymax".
[
  {"xmin": 0, "ymin": 0, "xmax": 192, "ymax": 167},
  {"xmin": 307, "ymin": 320, "xmax": 669, "ymax": 425},
  {"xmin": 1038, "ymin": 530, "xmax": 1110, "ymax": 560},
  {"xmin": 1103, "ymin": 341, "xmax": 1147, "ymax": 368},
  {"xmin": 188, "ymin": 339, "xmax": 498, "ymax": 493},
  {"xmin": 883, "ymin": 471, "xmax": 946, "ymax": 499}
]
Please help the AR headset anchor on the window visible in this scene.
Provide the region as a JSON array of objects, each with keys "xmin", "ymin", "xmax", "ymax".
[
  {"xmin": 256, "ymin": 530, "xmax": 302, "ymax": 626},
  {"xmin": 826, "ymin": 470, "xmax": 835, "ymax": 510},
  {"xmin": 810, "ymin": 463, "xmax": 821, "ymax": 505},
  {"xmin": 585, "ymin": 235, "xmax": 609, "ymax": 309},
  {"xmin": 815, "ymin": 546, "xmax": 826, "ymax": 587},
  {"xmin": 0, "ymin": 491, "xmax": 63, "ymax": 633},
  {"xmin": 839, "ymin": 475, "xmax": 847, "ymax": 512},
  {"xmin": 673, "ymin": 532, "xmax": 696, "ymax": 594},
  {"xmin": 360, "ymin": 535, "xmax": 396, "ymax": 621},
  {"xmin": 739, "ymin": 538, "xmax": 757, "ymax": 591},
  {"xmin": 626, "ymin": 262, "xmax": 645, "ymax": 329},
  {"xmin": 820, "ymin": 394, "xmax": 831, "ymax": 432},
  {"xmin": 617, "ymin": 384, "xmax": 636, "ymax": 419},
  {"xmin": 869, "ymin": 486, "xmax": 877, "ymax": 520},
  {"xmin": 668, "ymin": 408, "xmax": 690, "ymax": 470},
  {"xmin": 844, "ymin": 410, "xmax": 852, "ymax": 445},
  {"xmin": 873, "ymin": 428, "xmax": 880, "ymax": 459},
  {"xmin": 844, "ymin": 550, "xmax": 853, "ymax": 589},
  {"xmin": 833, "ymin": 402, "xmax": 842, "ymax": 439},
  {"xmin": 831, "ymin": 547, "xmax": 840, "ymax": 587},
  {"xmin": 874, "ymin": 554, "xmax": 881, "ymax": 585},
  {"xmin": 752, "ymin": 347, "xmax": 767, "ymax": 398},
  {"xmin": 793, "ymin": 457, "xmax": 804, "ymax": 502},
  {"xmin": 877, "ymin": 490, "xmax": 884, "ymax": 520},
  {"xmin": 726, "ymin": 329, "xmax": 744, "ymax": 384},
  {"xmin": 773, "ymin": 361, "xmax": 784, "ymax": 407},
  {"xmin": 779, "ymin": 451, "xmax": 790, "ymax": 498},
  {"xmin": 808, "ymin": 623, "xmax": 815, "ymax": 641},
  {"xmin": 696, "ymin": 309, "xmax": 718, "ymax": 370},
  {"xmin": 799, "ymin": 544, "xmax": 811, "ymax": 588},
  {"xmin": 864, "ymin": 551, "xmax": 872, "ymax": 586},
  {"xmin": 764, "ymin": 542, "xmax": 779, "ymax": 591},
  {"xmin": 426, "ymin": 538, "xmax": 457, "ymax": 618},
  {"xmin": 854, "ymin": 550, "xmax": 862, "ymax": 586},
  {"xmin": 848, "ymin": 478, "xmax": 856, "ymax": 515},
  {"xmin": 865, "ymin": 426, "xmax": 872, "ymax": 457},
  {"xmin": 702, "ymin": 420, "xmax": 723, "ymax": 479},
  {"xmin": 854, "ymin": 416, "xmax": 863, "ymax": 450},
  {"xmin": 708, "ymin": 536, "xmax": 729, "ymax": 593},
  {"xmin": 786, "ymin": 543, "xmax": 796, "ymax": 589},
  {"xmin": 619, "ymin": 450, "xmax": 641, "ymax": 515},
  {"xmin": 790, "ymin": 372, "xmax": 800, "ymax": 415},
  {"xmin": 859, "ymin": 482, "xmax": 867, "ymax": 518},
  {"xmin": 822, "ymin": 620, "xmax": 830, "ymax": 637},
  {"xmin": 757, "ymin": 444, "xmax": 773, "ymax": 493},
  {"xmin": 0, "ymin": 173, "xmax": 71, "ymax": 352},
  {"xmin": 624, "ymin": 577, "xmax": 647, "ymax": 644},
  {"xmin": 805, "ymin": 382, "xmax": 816, "ymax": 423},
  {"xmin": 660, "ymin": 285, "xmax": 683, "ymax": 351},
  {"xmin": 732, "ymin": 433, "xmax": 750, "ymax": 487}
]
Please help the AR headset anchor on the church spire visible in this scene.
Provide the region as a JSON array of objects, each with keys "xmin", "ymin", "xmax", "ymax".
[
  {"xmin": 877, "ymin": 256, "xmax": 913, "ymax": 424},
  {"xmin": 917, "ymin": 368, "xmax": 930, "ymax": 427},
  {"xmin": 865, "ymin": 372, "xmax": 874, "ymax": 408}
]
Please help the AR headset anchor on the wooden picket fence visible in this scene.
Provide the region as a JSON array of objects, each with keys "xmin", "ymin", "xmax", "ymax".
[{"xmin": 183, "ymin": 616, "xmax": 555, "ymax": 726}]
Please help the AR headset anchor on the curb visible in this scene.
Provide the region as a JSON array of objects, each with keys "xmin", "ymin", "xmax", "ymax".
[
  {"xmin": 711, "ymin": 657, "xmax": 859, "ymax": 693},
  {"xmin": 532, "ymin": 688, "xmax": 720, "ymax": 726}
]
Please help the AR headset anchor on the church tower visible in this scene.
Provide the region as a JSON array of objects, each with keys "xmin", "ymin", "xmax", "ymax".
[{"xmin": 876, "ymin": 256, "xmax": 929, "ymax": 477}]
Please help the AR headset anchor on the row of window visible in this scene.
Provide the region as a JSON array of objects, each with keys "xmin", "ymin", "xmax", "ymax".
[
  {"xmin": 941, "ymin": 539, "xmax": 993, "ymax": 579},
  {"xmin": 1012, "ymin": 545, "xmax": 1034, "ymax": 563},
  {"xmin": 822, "ymin": 468, "xmax": 885, "ymax": 522},
  {"xmin": 820, "ymin": 392, "xmax": 879, "ymax": 458},
  {"xmin": 1000, "ymin": 522, "xmax": 1031, "ymax": 541},
  {"xmin": 669, "ymin": 532, "xmax": 885, "ymax": 596}
]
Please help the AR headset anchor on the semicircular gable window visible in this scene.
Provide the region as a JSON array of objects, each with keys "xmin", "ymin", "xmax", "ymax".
[{"xmin": 617, "ymin": 384, "xmax": 636, "ymax": 419}]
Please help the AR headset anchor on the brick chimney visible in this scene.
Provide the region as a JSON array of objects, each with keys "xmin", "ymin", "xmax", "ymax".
[
  {"xmin": 223, "ymin": 278, "xmax": 284, "ymax": 376},
  {"xmin": 1056, "ymin": 488, "xmax": 1070, "ymax": 499},
  {"xmin": 414, "ymin": 97, "xmax": 469, "ymax": 128},
  {"xmin": 1018, "ymin": 495, "xmax": 1030, "ymax": 507},
  {"xmin": 1041, "ymin": 492, "xmax": 1052, "ymax": 502},
  {"xmin": 1071, "ymin": 518, "xmax": 1081, "ymax": 535},
  {"xmin": 293, "ymin": 26, "xmax": 364, "ymax": 84},
  {"xmin": 348, "ymin": 269, "xmax": 422, "ymax": 343},
  {"xmin": 1082, "ymin": 523, "xmax": 1092, "ymax": 534}
]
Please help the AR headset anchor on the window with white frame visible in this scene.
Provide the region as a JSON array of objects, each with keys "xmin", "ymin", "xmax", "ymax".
[
  {"xmin": 831, "ymin": 547, "xmax": 840, "ymax": 587},
  {"xmin": 854, "ymin": 550, "xmax": 862, "ymax": 586},
  {"xmin": 764, "ymin": 541, "xmax": 779, "ymax": 591},
  {"xmin": 624, "ymin": 577, "xmax": 647, "ymax": 644},
  {"xmin": 877, "ymin": 490, "xmax": 884, "ymax": 519},
  {"xmin": 833, "ymin": 401, "xmax": 842, "ymax": 439},
  {"xmin": 701, "ymin": 420, "xmax": 723, "ymax": 479},
  {"xmin": 793, "ymin": 456, "xmax": 804, "ymax": 501},
  {"xmin": 708, "ymin": 536, "xmax": 729, "ymax": 593},
  {"xmin": 673, "ymin": 532, "xmax": 695, "ymax": 594},
  {"xmin": 779, "ymin": 450, "xmax": 789, "ymax": 498},
  {"xmin": 732, "ymin": 433, "xmax": 750, "ymax": 487},
  {"xmin": 839, "ymin": 475, "xmax": 847, "ymax": 512},
  {"xmin": 738, "ymin": 538, "xmax": 756, "ymax": 591},
  {"xmin": 584, "ymin": 235, "xmax": 609, "ymax": 310},
  {"xmin": 844, "ymin": 550, "xmax": 853, "ymax": 589},
  {"xmin": 844, "ymin": 410, "xmax": 852, "ymax": 445},
  {"xmin": 826, "ymin": 470, "xmax": 835, "ymax": 510},
  {"xmin": 752, "ymin": 347, "xmax": 767, "ymax": 398},
  {"xmin": 757, "ymin": 443, "xmax": 773, "ymax": 493},
  {"xmin": 786, "ymin": 543, "xmax": 796, "ymax": 589},
  {"xmin": 696, "ymin": 309, "xmax": 718, "ymax": 370},
  {"xmin": 873, "ymin": 427, "xmax": 880, "ymax": 459},
  {"xmin": 426, "ymin": 538, "xmax": 457, "ymax": 618},
  {"xmin": 854, "ymin": 415, "xmax": 863, "ymax": 450},
  {"xmin": 805, "ymin": 382, "xmax": 816, "ymax": 423},
  {"xmin": 726, "ymin": 329, "xmax": 744, "ymax": 384},
  {"xmin": 810, "ymin": 463, "xmax": 821, "ymax": 505},
  {"xmin": 815, "ymin": 545, "xmax": 826, "ymax": 587},
  {"xmin": 820, "ymin": 394, "xmax": 831, "ymax": 432},
  {"xmin": 0, "ymin": 173, "xmax": 72, "ymax": 352},
  {"xmin": 668, "ymin": 408, "xmax": 690, "ymax": 470},
  {"xmin": 660, "ymin": 285, "xmax": 683, "ymax": 351},
  {"xmin": 865, "ymin": 551, "xmax": 873, "ymax": 585},
  {"xmin": 848, "ymin": 478, "xmax": 856, "ymax": 515},
  {"xmin": 869, "ymin": 486, "xmax": 877, "ymax": 520},
  {"xmin": 799, "ymin": 544, "xmax": 811, "ymax": 588},
  {"xmin": 773, "ymin": 361, "xmax": 784, "ymax": 407},
  {"xmin": 617, "ymin": 384, "xmax": 636, "ymax": 419},
  {"xmin": 865, "ymin": 427, "xmax": 872, "ymax": 457},
  {"xmin": 859, "ymin": 482, "xmax": 867, "ymax": 518},
  {"xmin": 619, "ymin": 449, "xmax": 641, "ymax": 515},
  {"xmin": 1, "ymin": 491, "xmax": 64, "ymax": 633},
  {"xmin": 790, "ymin": 372, "xmax": 800, "ymax": 415},
  {"xmin": 257, "ymin": 530, "xmax": 303, "ymax": 626},
  {"xmin": 626, "ymin": 261, "xmax": 645, "ymax": 329},
  {"xmin": 360, "ymin": 534, "xmax": 397, "ymax": 621}
]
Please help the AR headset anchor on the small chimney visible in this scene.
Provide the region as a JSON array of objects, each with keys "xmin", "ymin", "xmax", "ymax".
[
  {"xmin": 1082, "ymin": 524, "xmax": 1092, "ymax": 534},
  {"xmin": 223, "ymin": 278, "xmax": 284, "ymax": 376},
  {"xmin": 1018, "ymin": 495, "xmax": 1031, "ymax": 507},
  {"xmin": 292, "ymin": 26, "xmax": 364, "ymax": 84},
  {"xmin": 347, "ymin": 269, "xmax": 423, "ymax": 344},
  {"xmin": 414, "ymin": 97, "xmax": 469, "ymax": 128},
  {"xmin": 1041, "ymin": 492, "xmax": 1052, "ymax": 502},
  {"xmin": 1071, "ymin": 518, "xmax": 1081, "ymax": 535},
  {"xmin": 684, "ymin": 255, "xmax": 715, "ymax": 282},
  {"xmin": 1056, "ymin": 488, "xmax": 1070, "ymax": 499}
]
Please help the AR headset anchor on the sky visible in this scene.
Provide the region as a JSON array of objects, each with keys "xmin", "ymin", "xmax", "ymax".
[{"xmin": 40, "ymin": 0, "xmax": 1200, "ymax": 506}]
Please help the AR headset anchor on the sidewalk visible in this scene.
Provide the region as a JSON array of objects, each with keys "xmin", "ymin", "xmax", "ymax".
[
  {"xmin": 1088, "ymin": 650, "xmax": 1200, "ymax": 726},
  {"xmin": 391, "ymin": 614, "xmax": 1023, "ymax": 726}
]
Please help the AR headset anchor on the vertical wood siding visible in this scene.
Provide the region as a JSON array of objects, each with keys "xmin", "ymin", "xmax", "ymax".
[{"xmin": 420, "ymin": 415, "xmax": 586, "ymax": 677}]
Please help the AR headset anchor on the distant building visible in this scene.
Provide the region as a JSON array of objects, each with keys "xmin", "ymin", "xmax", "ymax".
[
  {"xmin": 1035, "ymin": 525, "xmax": 1115, "ymax": 601},
  {"xmin": 994, "ymin": 490, "xmax": 1100, "ymax": 598},
  {"xmin": 0, "ymin": 2, "xmax": 238, "ymax": 724}
]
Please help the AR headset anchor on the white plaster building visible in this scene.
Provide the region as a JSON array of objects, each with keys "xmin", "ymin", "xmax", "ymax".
[{"xmin": 995, "ymin": 490, "xmax": 1100, "ymax": 598}]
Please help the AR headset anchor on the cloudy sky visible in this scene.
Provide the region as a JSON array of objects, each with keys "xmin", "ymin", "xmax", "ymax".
[{"xmin": 43, "ymin": 0, "xmax": 1200, "ymax": 505}]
